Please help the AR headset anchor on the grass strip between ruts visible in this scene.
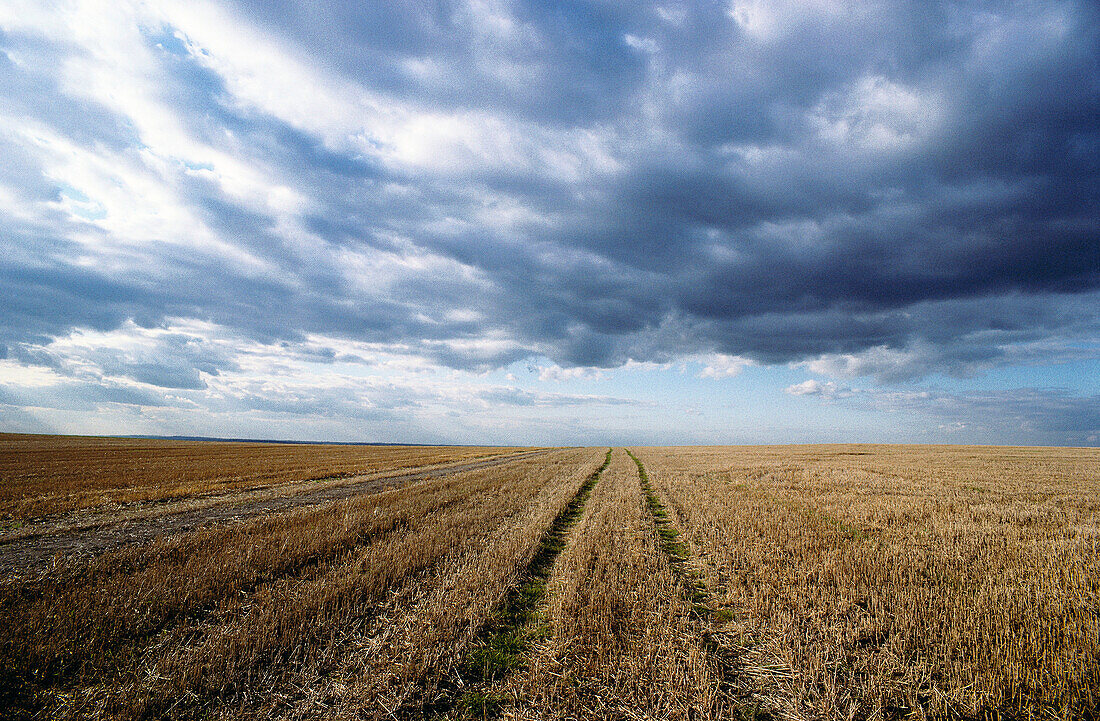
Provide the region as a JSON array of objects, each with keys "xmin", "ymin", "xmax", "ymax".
[{"xmin": 418, "ymin": 448, "xmax": 613, "ymax": 719}]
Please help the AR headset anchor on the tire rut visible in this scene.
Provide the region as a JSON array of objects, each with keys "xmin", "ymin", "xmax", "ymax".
[
  {"xmin": 627, "ymin": 449, "xmax": 809, "ymax": 721},
  {"xmin": 403, "ymin": 448, "xmax": 613, "ymax": 719},
  {"xmin": 0, "ymin": 449, "xmax": 551, "ymax": 578}
]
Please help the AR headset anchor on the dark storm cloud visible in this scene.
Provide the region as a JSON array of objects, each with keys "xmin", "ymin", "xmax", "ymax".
[{"xmin": 1, "ymin": 0, "xmax": 1098, "ymax": 386}]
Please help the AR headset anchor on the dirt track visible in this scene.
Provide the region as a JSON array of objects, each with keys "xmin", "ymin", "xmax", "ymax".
[{"xmin": 0, "ymin": 448, "xmax": 550, "ymax": 578}]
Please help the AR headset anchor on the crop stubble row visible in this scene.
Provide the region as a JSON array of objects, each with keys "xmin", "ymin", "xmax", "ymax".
[
  {"xmin": 632, "ymin": 445, "xmax": 1100, "ymax": 719},
  {"xmin": 0, "ymin": 433, "xmax": 518, "ymax": 520},
  {"xmin": 2, "ymin": 443, "xmax": 1097, "ymax": 720},
  {"xmin": 488, "ymin": 449, "xmax": 734, "ymax": 719},
  {"xmin": 0, "ymin": 447, "xmax": 604, "ymax": 720}
]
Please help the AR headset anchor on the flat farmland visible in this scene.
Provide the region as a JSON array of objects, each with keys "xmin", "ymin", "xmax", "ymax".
[
  {"xmin": 0, "ymin": 434, "xmax": 525, "ymax": 520},
  {"xmin": 0, "ymin": 440, "xmax": 1097, "ymax": 720}
]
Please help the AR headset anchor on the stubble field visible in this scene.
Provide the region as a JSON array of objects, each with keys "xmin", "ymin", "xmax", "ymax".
[{"xmin": 0, "ymin": 435, "xmax": 1097, "ymax": 720}]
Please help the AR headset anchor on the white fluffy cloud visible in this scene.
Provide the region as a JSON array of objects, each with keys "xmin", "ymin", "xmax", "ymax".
[{"xmin": 784, "ymin": 379, "xmax": 852, "ymax": 398}]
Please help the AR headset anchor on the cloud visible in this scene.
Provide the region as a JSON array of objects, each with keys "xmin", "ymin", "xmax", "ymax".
[
  {"xmin": 784, "ymin": 379, "xmax": 852, "ymax": 399},
  {"xmin": 696, "ymin": 353, "xmax": 752, "ymax": 379},
  {"xmin": 477, "ymin": 386, "xmax": 642, "ymax": 408},
  {"xmin": 786, "ymin": 382, "xmax": 1100, "ymax": 446},
  {"xmin": 886, "ymin": 388, "xmax": 1100, "ymax": 446},
  {"xmin": 0, "ymin": 318, "xmax": 646, "ymax": 442},
  {"xmin": 536, "ymin": 364, "xmax": 603, "ymax": 382},
  {"xmin": 0, "ymin": 0, "xmax": 1098, "ymax": 441}
]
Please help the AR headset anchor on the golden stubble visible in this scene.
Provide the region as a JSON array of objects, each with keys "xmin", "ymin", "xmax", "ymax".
[
  {"xmin": 3, "ymin": 443, "xmax": 1097, "ymax": 720},
  {"xmin": 0, "ymin": 447, "xmax": 603, "ymax": 721},
  {"xmin": 503, "ymin": 450, "xmax": 730, "ymax": 721},
  {"xmin": 0, "ymin": 432, "xmax": 520, "ymax": 520},
  {"xmin": 634, "ymin": 444, "xmax": 1100, "ymax": 720}
]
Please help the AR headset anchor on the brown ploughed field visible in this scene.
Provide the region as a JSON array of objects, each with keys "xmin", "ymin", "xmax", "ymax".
[{"xmin": 0, "ymin": 438, "xmax": 1097, "ymax": 720}]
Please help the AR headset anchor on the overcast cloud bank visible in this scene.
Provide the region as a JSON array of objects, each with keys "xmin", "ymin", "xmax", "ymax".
[{"xmin": 0, "ymin": 0, "xmax": 1097, "ymax": 444}]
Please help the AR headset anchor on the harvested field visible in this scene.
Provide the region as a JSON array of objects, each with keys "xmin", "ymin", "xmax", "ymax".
[
  {"xmin": 633, "ymin": 444, "xmax": 1100, "ymax": 719},
  {"xmin": 0, "ymin": 444, "xmax": 602, "ymax": 719},
  {"xmin": 0, "ymin": 433, "xmax": 518, "ymax": 521},
  {"xmin": 0, "ymin": 448, "xmax": 550, "ymax": 578},
  {"xmin": 1, "ymin": 440, "xmax": 1098, "ymax": 720}
]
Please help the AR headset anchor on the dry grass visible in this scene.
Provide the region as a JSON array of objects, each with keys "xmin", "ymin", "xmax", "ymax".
[
  {"xmin": 0, "ymin": 447, "xmax": 602, "ymax": 720},
  {"xmin": 634, "ymin": 444, "xmax": 1100, "ymax": 720},
  {"xmin": 0, "ymin": 433, "xmax": 516, "ymax": 520},
  {"xmin": 4, "ymin": 441, "xmax": 1098, "ymax": 720},
  {"xmin": 500, "ymin": 450, "xmax": 736, "ymax": 720},
  {"xmin": 323, "ymin": 448, "xmax": 606, "ymax": 720}
]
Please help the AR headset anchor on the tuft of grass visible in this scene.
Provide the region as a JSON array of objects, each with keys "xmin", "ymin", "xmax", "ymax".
[
  {"xmin": 458, "ymin": 690, "xmax": 507, "ymax": 717},
  {"xmin": 713, "ymin": 608, "xmax": 736, "ymax": 624}
]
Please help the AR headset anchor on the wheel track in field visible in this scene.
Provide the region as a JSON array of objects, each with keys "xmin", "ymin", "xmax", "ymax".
[
  {"xmin": 399, "ymin": 448, "xmax": 614, "ymax": 720},
  {"xmin": 0, "ymin": 448, "xmax": 551, "ymax": 578},
  {"xmin": 1, "ymin": 452, "xmax": 566, "ymax": 720},
  {"xmin": 627, "ymin": 449, "xmax": 811, "ymax": 721}
]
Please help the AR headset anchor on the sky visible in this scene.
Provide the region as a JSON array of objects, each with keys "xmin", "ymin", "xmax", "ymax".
[{"xmin": 0, "ymin": 0, "xmax": 1097, "ymax": 446}]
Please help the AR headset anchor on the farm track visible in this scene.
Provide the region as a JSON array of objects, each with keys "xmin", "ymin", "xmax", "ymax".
[
  {"xmin": 0, "ymin": 448, "xmax": 550, "ymax": 577},
  {"xmin": 476, "ymin": 450, "xmax": 741, "ymax": 719},
  {"xmin": 628, "ymin": 449, "xmax": 807, "ymax": 721},
  {"xmin": 408, "ymin": 448, "xmax": 614, "ymax": 719}
]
